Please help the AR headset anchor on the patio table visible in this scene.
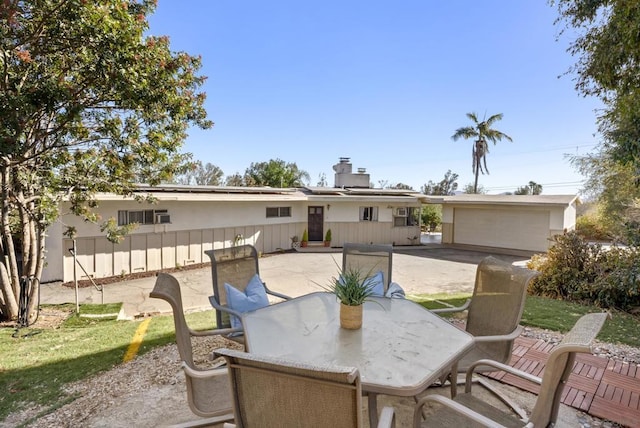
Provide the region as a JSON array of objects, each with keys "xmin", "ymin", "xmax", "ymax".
[{"xmin": 240, "ymin": 292, "xmax": 474, "ymax": 426}]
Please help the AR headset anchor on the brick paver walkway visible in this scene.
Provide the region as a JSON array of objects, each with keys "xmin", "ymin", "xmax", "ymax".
[{"xmin": 487, "ymin": 336, "xmax": 640, "ymax": 427}]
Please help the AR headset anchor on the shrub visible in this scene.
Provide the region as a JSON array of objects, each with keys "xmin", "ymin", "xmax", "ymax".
[
  {"xmin": 528, "ymin": 231, "xmax": 602, "ymax": 300},
  {"xmin": 529, "ymin": 230, "xmax": 640, "ymax": 312},
  {"xmin": 575, "ymin": 213, "xmax": 611, "ymax": 241},
  {"xmin": 592, "ymin": 246, "xmax": 640, "ymax": 310}
]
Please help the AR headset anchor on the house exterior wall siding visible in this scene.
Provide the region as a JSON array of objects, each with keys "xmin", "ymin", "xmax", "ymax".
[
  {"xmin": 44, "ymin": 193, "xmax": 424, "ymax": 283},
  {"xmin": 58, "ymin": 221, "xmax": 307, "ymax": 282}
]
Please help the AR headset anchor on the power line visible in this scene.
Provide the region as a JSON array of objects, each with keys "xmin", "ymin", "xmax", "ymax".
[{"xmin": 484, "ymin": 180, "xmax": 585, "ymax": 191}]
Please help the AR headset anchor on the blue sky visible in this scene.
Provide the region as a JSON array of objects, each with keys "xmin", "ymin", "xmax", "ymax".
[{"xmin": 147, "ymin": 1, "xmax": 602, "ymax": 195}]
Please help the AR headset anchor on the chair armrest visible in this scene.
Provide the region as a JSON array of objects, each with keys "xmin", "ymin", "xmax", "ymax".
[
  {"xmin": 464, "ymin": 358, "xmax": 542, "ymax": 393},
  {"xmin": 414, "ymin": 394, "xmax": 508, "ymax": 427},
  {"xmin": 431, "ymin": 298, "xmax": 471, "ymax": 314},
  {"xmin": 473, "ymin": 325, "xmax": 523, "ymax": 343},
  {"xmin": 263, "ymin": 285, "xmax": 291, "ymax": 300},
  {"xmin": 189, "ymin": 326, "xmax": 243, "ymax": 337},
  {"xmin": 377, "ymin": 406, "xmax": 396, "ymax": 428},
  {"xmin": 181, "ymin": 362, "xmax": 229, "ymax": 380},
  {"xmin": 209, "ymin": 296, "xmax": 244, "ymax": 319}
]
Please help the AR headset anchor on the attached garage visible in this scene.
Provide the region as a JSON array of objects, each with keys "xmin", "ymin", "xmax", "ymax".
[{"xmin": 428, "ymin": 194, "xmax": 579, "ymax": 254}]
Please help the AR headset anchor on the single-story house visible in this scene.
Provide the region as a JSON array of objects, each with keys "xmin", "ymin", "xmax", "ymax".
[
  {"xmin": 425, "ymin": 194, "xmax": 580, "ymax": 254},
  {"xmin": 43, "ymin": 182, "xmax": 425, "ymax": 283}
]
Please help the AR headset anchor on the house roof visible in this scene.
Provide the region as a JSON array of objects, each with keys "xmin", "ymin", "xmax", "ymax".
[
  {"xmin": 92, "ymin": 184, "xmax": 426, "ymax": 203},
  {"xmin": 134, "ymin": 183, "xmax": 297, "ymax": 195},
  {"xmin": 302, "ymin": 186, "xmax": 428, "ymax": 202},
  {"xmin": 425, "ymin": 194, "xmax": 580, "ymax": 207}
]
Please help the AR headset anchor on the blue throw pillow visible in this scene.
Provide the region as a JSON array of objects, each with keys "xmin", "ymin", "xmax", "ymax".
[
  {"xmin": 224, "ymin": 274, "xmax": 269, "ymax": 329},
  {"xmin": 385, "ymin": 281, "xmax": 406, "ymax": 299},
  {"xmin": 368, "ymin": 270, "xmax": 385, "ymax": 297}
]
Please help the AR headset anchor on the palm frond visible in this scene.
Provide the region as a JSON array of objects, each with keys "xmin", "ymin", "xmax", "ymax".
[
  {"xmin": 466, "ymin": 112, "xmax": 480, "ymax": 123},
  {"xmin": 484, "ymin": 113, "xmax": 504, "ymax": 125},
  {"xmin": 451, "ymin": 126, "xmax": 478, "ymax": 141}
]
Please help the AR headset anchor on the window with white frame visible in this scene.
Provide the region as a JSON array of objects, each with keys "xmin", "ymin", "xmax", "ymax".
[
  {"xmin": 117, "ymin": 209, "xmax": 169, "ymax": 226},
  {"xmin": 393, "ymin": 207, "xmax": 419, "ymax": 227},
  {"xmin": 359, "ymin": 206, "xmax": 378, "ymax": 222},
  {"xmin": 266, "ymin": 206, "xmax": 292, "ymax": 218}
]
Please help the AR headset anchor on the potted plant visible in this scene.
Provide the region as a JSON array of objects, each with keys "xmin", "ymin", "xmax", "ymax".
[
  {"xmin": 301, "ymin": 229, "xmax": 308, "ymax": 247},
  {"xmin": 325, "ymin": 266, "xmax": 376, "ymax": 329},
  {"xmin": 323, "ymin": 228, "xmax": 332, "ymax": 247},
  {"xmin": 290, "ymin": 235, "xmax": 300, "ymax": 249}
]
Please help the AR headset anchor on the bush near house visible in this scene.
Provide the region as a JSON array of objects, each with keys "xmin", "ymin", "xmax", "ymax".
[
  {"xmin": 528, "ymin": 231, "xmax": 640, "ymax": 312},
  {"xmin": 575, "ymin": 212, "xmax": 611, "ymax": 241},
  {"xmin": 421, "ymin": 205, "xmax": 442, "ymax": 232}
]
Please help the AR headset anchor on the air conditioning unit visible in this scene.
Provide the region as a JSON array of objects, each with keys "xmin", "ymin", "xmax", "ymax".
[
  {"xmin": 395, "ymin": 207, "xmax": 407, "ymax": 217},
  {"xmin": 155, "ymin": 213, "xmax": 171, "ymax": 224}
]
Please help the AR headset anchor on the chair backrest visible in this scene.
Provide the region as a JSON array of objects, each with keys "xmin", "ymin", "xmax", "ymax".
[
  {"xmin": 465, "ymin": 256, "xmax": 539, "ymax": 362},
  {"xmin": 216, "ymin": 347, "xmax": 363, "ymax": 428},
  {"xmin": 342, "ymin": 243, "xmax": 393, "ymax": 294},
  {"xmin": 205, "ymin": 245, "xmax": 261, "ymax": 329},
  {"xmin": 150, "ymin": 273, "xmax": 231, "ymax": 418},
  {"xmin": 150, "ymin": 273, "xmax": 195, "ymax": 367},
  {"xmin": 529, "ymin": 312, "xmax": 607, "ymax": 427}
]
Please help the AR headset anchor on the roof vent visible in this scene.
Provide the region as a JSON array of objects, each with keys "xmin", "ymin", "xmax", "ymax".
[{"xmin": 357, "ymin": 168, "xmax": 366, "ymax": 174}]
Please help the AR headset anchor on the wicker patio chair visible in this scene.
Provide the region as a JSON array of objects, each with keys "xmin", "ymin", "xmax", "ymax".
[
  {"xmin": 434, "ymin": 256, "xmax": 539, "ymax": 373},
  {"xmin": 149, "ymin": 273, "xmax": 235, "ymax": 427},
  {"xmin": 204, "ymin": 245, "xmax": 290, "ymax": 340},
  {"xmin": 215, "ymin": 348, "xmax": 396, "ymax": 428},
  {"xmin": 431, "ymin": 256, "xmax": 539, "ymax": 410},
  {"xmin": 413, "ymin": 312, "xmax": 608, "ymax": 427},
  {"xmin": 342, "ymin": 243, "xmax": 393, "ymax": 295}
]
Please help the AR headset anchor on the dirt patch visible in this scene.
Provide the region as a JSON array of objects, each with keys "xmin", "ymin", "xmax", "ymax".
[
  {"xmin": 60, "ymin": 262, "xmax": 212, "ymax": 289},
  {"xmin": 0, "ymin": 306, "xmax": 73, "ymax": 331}
]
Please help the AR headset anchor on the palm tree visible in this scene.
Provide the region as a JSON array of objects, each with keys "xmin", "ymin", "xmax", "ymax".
[{"xmin": 451, "ymin": 112, "xmax": 513, "ymax": 193}]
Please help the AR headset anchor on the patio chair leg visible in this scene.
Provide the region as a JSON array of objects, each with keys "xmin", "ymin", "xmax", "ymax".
[
  {"xmin": 448, "ymin": 374, "xmax": 528, "ymax": 421},
  {"xmin": 368, "ymin": 392, "xmax": 379, "ymax": 428}
]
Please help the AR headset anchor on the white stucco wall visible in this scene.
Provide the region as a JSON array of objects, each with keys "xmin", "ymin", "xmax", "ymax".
[
  {"xmin": 61, "ymin": 199, "xmax": 309, "ymax": 237},
  {"xmin": 44, "ymin": 196, "xmax": 422, "ymax": 282},
  {"xmin": 563, "ymin": 202, "xmax": 577, "ymax": 230},
  {"xmin": 440, "ymin": 202, "xmax": 576, "ymax": 253}
]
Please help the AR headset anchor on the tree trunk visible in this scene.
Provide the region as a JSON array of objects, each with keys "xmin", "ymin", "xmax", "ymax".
[
  {"xmin": 0, "ymin": 161, "xmax": 19, "ymax": 319},
  {"xmin": 473, "ymin": 156, "xmax": 480, "ymax": 194},
  {"xmin": 473, "ymin": 173, "xmax": 479, "ymax": 194}
]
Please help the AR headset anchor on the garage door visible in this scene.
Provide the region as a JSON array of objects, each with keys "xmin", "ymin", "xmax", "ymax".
[{"xmin": 453, "ymin": 208, "xmax": 550, "ymax": 252}]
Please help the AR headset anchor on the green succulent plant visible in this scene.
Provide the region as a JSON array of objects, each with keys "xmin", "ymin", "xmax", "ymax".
[{"xmin": 325, "ymin": 266, "xmax": 376, "ymax": 306}]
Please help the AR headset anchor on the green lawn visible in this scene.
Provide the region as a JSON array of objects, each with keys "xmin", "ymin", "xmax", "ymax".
[
  {"xmin": 0, "ymin": 305, "xmax": 215, "ymax": 424},
  {"xmin": 1, "ymin": 297, "xmax": 638, "ymax": 424},
  {"xmin": 412, "ymin": 293, "xmax": 640, "ymax": 347}
]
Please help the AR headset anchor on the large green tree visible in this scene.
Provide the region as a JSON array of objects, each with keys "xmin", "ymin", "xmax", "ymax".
[
  {"xmin": 552, "ymin": 0, "xmax": 640, "ymax": 243},
  {"xmin": 173, "ymin": 161, "xmax": 224, "ymax": 185},
  {"xmin": 553, "ymin": 0, "xmax": 640, "ymax": 166},
  {"xmin": 421, "ymin": 170, "xmax": 459, "ymax": 195},
  {"xmin": 243, "ymin": 159, "xmax": 310, "ymax": 187},
  {"xmin": 0, "ymin": 0, "xmax": 211, "ymax": 321},
  {"xmin": 514, "ymin": 181, "xmax": 543, "ymax": 195},
  {"xmin": 451, "ymin": 112, "xmax": 512, "ymax": 194}
]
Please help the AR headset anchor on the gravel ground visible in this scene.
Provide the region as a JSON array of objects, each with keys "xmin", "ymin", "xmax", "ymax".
[{"xmin": 3, "ymin": 314, "xmax": 634, "ymax": 428}]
